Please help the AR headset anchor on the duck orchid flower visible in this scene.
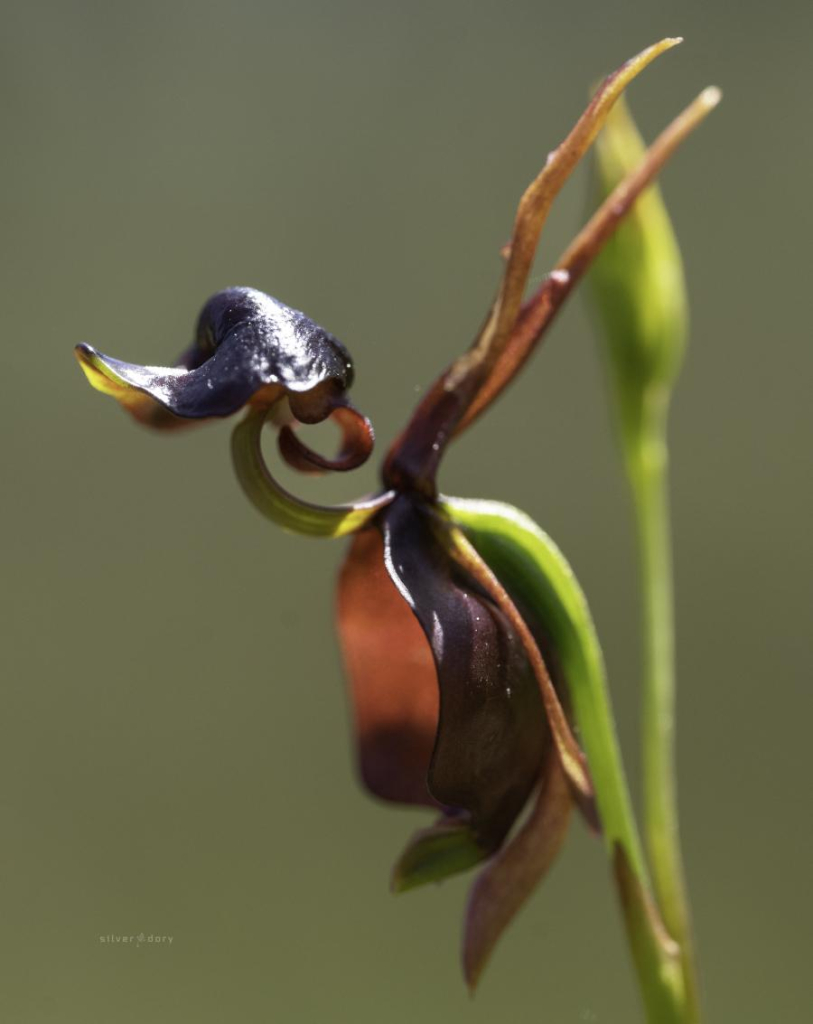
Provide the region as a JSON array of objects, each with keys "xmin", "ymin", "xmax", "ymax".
[
  {"xmin": 76, "ymin": 286, "xmax": 375, "ymax": 470},
  {"xmin": 76, "ymin": 39, "xmax": 717, "ymax": 990}
]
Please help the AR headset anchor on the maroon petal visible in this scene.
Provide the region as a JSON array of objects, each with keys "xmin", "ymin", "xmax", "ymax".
[
  {"xmin": 382, "ymin": 495, "xmax": 549, "ymax": 851},
  {"xmin": 336, "ymin": 525, "xmax": 439, "ymax": 807},
  {"xmin": 278, "ymin": 401, "xmax": 375, "ymax": 474}
]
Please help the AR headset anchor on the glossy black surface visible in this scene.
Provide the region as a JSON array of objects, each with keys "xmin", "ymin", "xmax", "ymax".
[
  {"xmin": 381, "ymin": 495, "xmax": 549, "ymax": 850},
  {"xmin": 84, "ymin": 287, "xmax": 354, "ymax": 420}
]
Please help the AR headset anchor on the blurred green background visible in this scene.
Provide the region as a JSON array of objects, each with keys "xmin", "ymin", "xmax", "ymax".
[{"xmin": 2, "ymin": 1, "xmax": 810, "ymax": 1021}]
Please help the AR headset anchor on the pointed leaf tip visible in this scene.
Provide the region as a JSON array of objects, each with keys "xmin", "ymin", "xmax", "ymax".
[{"xmin": 392, "ymin": 818, "xmax": 488, "ymax": 893}]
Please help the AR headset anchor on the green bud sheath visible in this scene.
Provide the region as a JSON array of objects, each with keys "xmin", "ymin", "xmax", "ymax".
[{"xmin": 588, "ymin": 97, "xmax": 687, "ymax": 442}]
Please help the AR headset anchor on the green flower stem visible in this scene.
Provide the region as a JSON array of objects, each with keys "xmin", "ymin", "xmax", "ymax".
[{"xmin": 625, "ymin": 389, "xmax": 700, "ymax": 1022}]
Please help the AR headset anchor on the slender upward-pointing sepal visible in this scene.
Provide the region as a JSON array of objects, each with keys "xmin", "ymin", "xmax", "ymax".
[
  {"xmin": 467, "ymin": 37, "xmax": 683, "ymax": 374},
  {"xmin": 384, "ymin": 38, "xmax": 682, "ymax": 488}
]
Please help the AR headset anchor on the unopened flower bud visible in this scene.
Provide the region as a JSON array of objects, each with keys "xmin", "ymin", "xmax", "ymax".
[{"xmin": 589, "ymin": 97, "xmax": 688, "ymax": 430}]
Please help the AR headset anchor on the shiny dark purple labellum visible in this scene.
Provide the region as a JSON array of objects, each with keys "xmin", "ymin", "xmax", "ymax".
[{"xmin": 75, "ymin": 286, "xmax": 355, "ymax": 427}]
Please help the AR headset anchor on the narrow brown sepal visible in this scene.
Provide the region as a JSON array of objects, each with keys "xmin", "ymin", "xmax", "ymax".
[
  {"xmin": 383, "ymin": 40, "xmax": 681, "ymax": 483},
  {"xmin": 457, "ymin": 85, "xmax": 721, "ymax": 431},
  {"xmin": 463, "ymin": 750, "xmax": 571, "ymax": 991}
]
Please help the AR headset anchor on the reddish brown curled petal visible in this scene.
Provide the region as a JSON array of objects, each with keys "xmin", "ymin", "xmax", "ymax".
[
  {"xmin": 463, "ymin": 748, "xmax": 571, "ymax": 990},
  {"xmin": 336, "ymin": 526, "xmax": 440, "ymax": 807},
  {"xmin": 278, "ymin": 401, "xmax": 375, "ymax": 475}
]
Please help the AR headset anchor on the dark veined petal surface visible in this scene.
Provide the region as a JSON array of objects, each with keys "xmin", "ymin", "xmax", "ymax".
[{"xmin": 381, "ymin": 495, "xmax": 550, "ymax": 852}]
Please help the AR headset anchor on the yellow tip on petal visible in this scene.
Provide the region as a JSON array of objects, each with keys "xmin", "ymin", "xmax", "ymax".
[
  {"xmin": 74, "ymin": 343, "xmax": 185, "ymax": 429},
  {"xmin": 74, "ymin": 344, "xmax": 131, "ymax": 400}
]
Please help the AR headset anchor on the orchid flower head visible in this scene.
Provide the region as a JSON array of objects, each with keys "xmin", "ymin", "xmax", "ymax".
[
  {"xmin": 75, "ymin": 285, "xmax": 374, "ymax": 469},
  {"xmin": 75, "ymin": 38, "xmax": 718, "ymax": 989}
]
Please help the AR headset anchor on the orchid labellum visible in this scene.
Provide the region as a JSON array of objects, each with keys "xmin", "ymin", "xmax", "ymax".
[{"xmin": 76, "ymin": 38, "xmax": 718, "ymax": 1008}]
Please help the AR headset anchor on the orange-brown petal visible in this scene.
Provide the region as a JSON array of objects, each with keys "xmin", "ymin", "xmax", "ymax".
[{"xmin": 336, "ymin": 525, "xmax": 440, "ymax": 807}]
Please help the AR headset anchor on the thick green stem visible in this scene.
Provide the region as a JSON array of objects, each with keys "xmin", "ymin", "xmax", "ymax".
[{"xmin": 626, "ymin": 388, "xmax": 700, "ymax": 1022}]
